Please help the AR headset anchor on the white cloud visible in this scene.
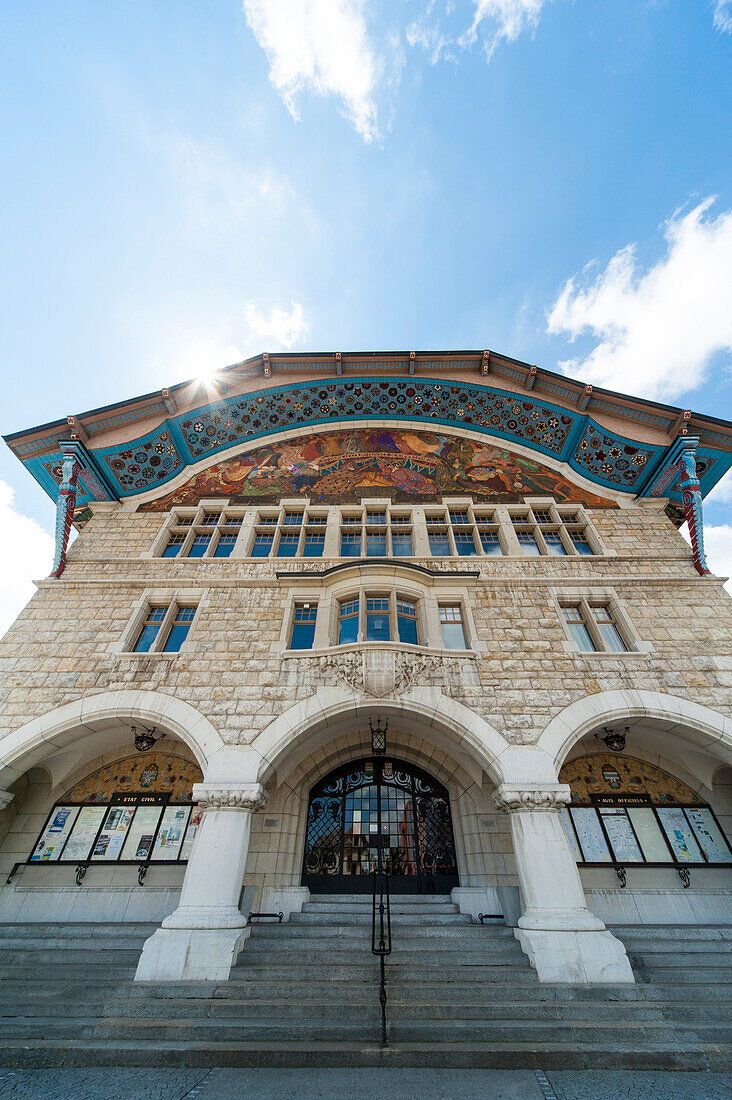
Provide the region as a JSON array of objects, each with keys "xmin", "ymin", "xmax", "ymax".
[
  {"xmin": 547, "ymin": 198, "xmax": 732, "ymax": 401},
  {"xmin": 0, "ymin": 482, "xmax": 54, "ymax": 641},
  {"xmin": 243, "ymin": 0, "xmax": 381, "ymax": 142},
  {"xmin": 408, "ymin": 0, "xmax": 544, "ymax": 64},
  {"xmin": 712, "ymin": 1, "xmax": 732, "ymax": 33},
  {"xmin": 706, "ymin": 468, "xmax": 732, "ymax": 505},
  {"xmin": 244, "ymin": 300, "xmax": 310, "ymax": 348}
]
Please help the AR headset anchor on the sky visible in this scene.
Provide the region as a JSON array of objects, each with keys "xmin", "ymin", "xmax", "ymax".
[{"xmin": 1, "ymin": 0, "xmax": 731, "ymax": 633}]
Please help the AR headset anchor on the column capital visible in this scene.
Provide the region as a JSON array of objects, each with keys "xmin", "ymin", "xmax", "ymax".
[
  {"xmin": 493, "ymin": 783, "xmax": 571, "ymax": 813},
  {"xmin": 193, "ymin": 782, "xmax": 268, "ymax": 811}
]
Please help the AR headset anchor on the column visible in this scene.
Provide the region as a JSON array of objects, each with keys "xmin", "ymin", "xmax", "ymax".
[
  {"xmin": 135, "ymin": 782, "xmax": 267, "ymax": 982},
  {"xmin": 494, "ymin": 783, "xmax": 634, "ymax": 983}
]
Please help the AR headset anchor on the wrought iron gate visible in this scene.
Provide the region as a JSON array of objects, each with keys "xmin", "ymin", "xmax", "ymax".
[{"xmin": 302, "ymin": 757, "xmax": 459, "ymax": 894}]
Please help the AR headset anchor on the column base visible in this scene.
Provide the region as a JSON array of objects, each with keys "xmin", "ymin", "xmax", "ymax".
[
  {"xmin": 135, "ymin": 924, "xmax": 251, "ymax": 982},
  {"xmin": 515, "ymin": 927, "xmax": 635, "ymax": 984}
]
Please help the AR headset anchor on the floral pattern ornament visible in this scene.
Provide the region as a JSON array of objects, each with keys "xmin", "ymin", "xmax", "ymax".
[
  {"xmin": 105, "ymin": 430, "xmax": 182, "ymax": 491},
  {"xmin": 572, "ymin": 425, "xmax": 654, "ymax": 487}
]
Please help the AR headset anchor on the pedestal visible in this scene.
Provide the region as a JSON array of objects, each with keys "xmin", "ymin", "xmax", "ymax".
[
  {"xmin": 494, "ymin": 784, "xmax": 634, "ymax": 984},
  {"xmin": 135, "ymin": 782, "xmax": 267, "ymax": 982}
]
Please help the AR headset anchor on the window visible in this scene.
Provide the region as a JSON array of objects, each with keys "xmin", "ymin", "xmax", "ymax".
[
  {"xmin": 590, "ymin": 605, "xmax": 627, "ymax": 652},
  {"xmin": 561, "ymin": 602, "xmax": 629, "ymax": 653},
  {"xmin": 366, "ymin": 529, "xmax": 387, "ymax": 557},
  {"xmin": 479, "ymin": 531, "xmax": 502, "ymax": 556},
  {"xmin": 341, "ymin": 530, "xmax": 362, "ymax": 557},
  {"xmin": 277, "ymin": 532, "xmax": 301, "ymax": 558},
  {"xmin": 453, "ymin": 530, "xmax": 477, "ymax": 557},
  {"xmin": 133, "ymin": 604, "xmax": 196, "ymax": 654},
  {"xmin": 428, "ymin": 526, "xmax": 451, "ymax": 556},
  {"xmin": 303, "ymin": 532, "xmax": 325, "ymax": 557},
  {"xmin": 532, "ymin": 510, "xmax": 553, "ymax": 524},
  {"xmin": 392, "ymin": 527, "xmax": 413, "ymax": 556},
  {"xmin": 439, "ymin": 605, "xmax": 468, "ymax": 650},
  {"xmin": 367, "ymin": 511, "xmax": 386, "ymax": 525},
  {"xmin": 201, "ymin": 512, "xmax": 219, "ymax": 526},
  {"xmin": 163, "ymin": 606, "xmax": 196, "ymax": 652},
  {"xmin": 290, "ymin": 603, "xmax": 318, "ymax": 650},
  {"xmin": 133, "ymin": 607, "xmax": 167, "ymax": 653},
  {"xmin": 517, "ymin": 531, "xmax": 541, "ymax": 556},
  {"xmin": 366, "ymin": 596, "xmax": 390, "ymax": 641},
  {"xmin": 213, "ymin": 534, "xmax": 237, "ymax": 558},
  {"xmin": 188, "ymin": 534, "xmax": 211, "ymax": 558},
  {"xmin": 450, "ymin": 510, "xmax": 470, "ymax": 525},
  {"xmin": 283, "ymin": 511, "xmax": 304, "ymax": 526},
  {"xmin": 397, "ymin": 598, "xmax": 419, "ymax": 645},
  {"xmin": 338, "ymin": 598, "xmax": 360, "ymax": 644},
  {"xmin": 163, "ymin": 533, "xmax": 185, "ymax": 558},
  {"xmin": 252, "ymin": 532, "xmax": 274, "ymax": 557},
  {"xmin": 543, "ymin": 532, "xmax": 567, "ymax": 556},
  {"xmin": 569, "ymin": 530, "xmax": 593, "ymax": 556}
]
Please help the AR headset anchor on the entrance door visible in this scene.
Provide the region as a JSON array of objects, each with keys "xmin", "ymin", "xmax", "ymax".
[{"xmin": 302, "ymin": 757, "xmax": 459, "ymax": 894}]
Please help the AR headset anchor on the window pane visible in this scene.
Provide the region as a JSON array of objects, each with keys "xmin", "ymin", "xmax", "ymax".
[
  {"xmin": 544, "ymin": 532, "xmax": 567, "ymax": 556},
  {"xmin": 441, "ymin": 622, "xmax": 467, "ymax": 649},
  {"xmin": 450, "ymin": 511, "xmax": 470, "ymax": 525},
  {"xmin": 30, "ymin": 806, "xmax": 80, "ymax": 862},
  {"xmin": 569, "ymin": 531, "xmax": 593, "ymax": 555},
  {"xmin": 590, "ymin": 607, "xmax": 627, "ymax": 651},
  {"xmin": 366, "ymin": 597, "xmax": 390, "ymax": 641},
  {"xmin": 283, "ymin": 512, "xmax": 304, "ymax": 526},
  {"xmin": 291, "ymin": 604, "xmax": 317, "ymax": 650},
  {"xmin": 61, "ymin": 806, "xmax": 108, "ymax": 862},
  {"xmin": 562, "ymin": 607, "xmax": 596, "ymax": 652},
  {"xmin": 134, "ymin": 622, "xmax": 161, "ymax": 652},
  {"xmin": 533, "ymin": 510, "xmax": 553, "ymax": 524},
  {"xmin": 163, "ymin": 606, "xmax": 195, "ymax": 653},
  {"xmin": 201, "ymin": 512, "xmax": 219, "ymax": 525},
  {"xmin": 392, "ymin": 532, "xmax": 413, "ymax": 556},
  {"xmin": 214, "ymin": 535, "xmax": 237, "ymax": 558},
  {"xmin": 303, "ymin": 535, "xmax": 324, "ymax": 557},
  {"xmin": 366, "ymin": 512, "xmax": 386, "ymax": 525},
  {"xmin": 517, "ymin": 532, "xmax": 541, "ymax": 555},
  {"xmin": 91, "ymin": 805, "xmax": 136, "ymax": 861},
  {"xmin": 398, "ymin": 615, "xmax": 418, "ymax": 645},
  {"xmin": 277, "ymin": 533, "xmax": 300, "ymax": 558},
  {"xmin": 626, "ymin": 808, "xmax": 673, "ymax": 862},
  {"xmin": 453, "ymin": 531, "xmax": 477, "ymax": 556},
  {"xmin": 120, "ymin": 805, "xmax": 164, "ymax": 861},
  {"xmin": 428, "ymin": 533, "xmax": 450, "ymax": 556},
  {"xmin": 338, "ymin": 599, "xmax": 359, "ymax": 644},
  {"xmin": 366, "ymin": 532, "xmax": 387, "ymax": 557},
  {"xmin": 684, "ymin": 808, "xmax": 732, "ymax": 863},
  {"xmin": 598, "ymin": 807, "xmax": 643, "ymax": 862},
  {"xmin": 480, "ymin": 532, "xmax": 503, "ymax": 555},
  {"xmin": 252, "ymin": 533, "xmax": 274, "ymax": 556},
  {"xmin": 163, "ymin": 535, "xmax": 184, "ymax": 557},
  {"xmin": 188, "ymin": 534, "xmax": 211, "ymax": 558},
  {"xmin": 150, "ymin": 806, "xmax": 191, "ymax": 860},
  {"xmin": 569, "ymin": 807, "xmax": 612, "ymax": 862},
  {"xmin": 341, "ymin": 533, "xmax": 361, "ymax": 556},
  {"xmin": 656, "ymin": 807, "xmax": 705, "ymax": 863}
]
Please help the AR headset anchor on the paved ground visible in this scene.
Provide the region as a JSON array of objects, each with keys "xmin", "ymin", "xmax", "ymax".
[{"xmin": 0, "ymin": 1068, "xmax": 730, "ymax": 1100}]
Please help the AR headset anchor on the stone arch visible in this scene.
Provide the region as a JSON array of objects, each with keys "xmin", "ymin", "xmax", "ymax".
[
  {"xmin": 537, "ymin": 689, "xmax": 732, "ymax": 781},
  {"xmin": 0, "ymin": 689, "xmax": 225, "ymax": 791},
  {"xmin": 244, "ymin": 687, "xmax": 514, "ymax": 791}
]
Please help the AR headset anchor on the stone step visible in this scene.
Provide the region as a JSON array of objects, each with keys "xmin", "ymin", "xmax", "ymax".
[
  {"xmin": 0, "ymin": 948, "xmax": 142, "ymax": 966},
  {"xmin": 301, "ymin": 901, "xmax": 461, "ymax": 914},
  {"xmin": 290, "ymin": 912, "xmax": 472, "ymax": 925},
  {"xmin": 0, "ymin": 1037, "xmax": 723, "ymax": 1071},
  {"xmin": 612, "ymin": 925, "xmax": 732, "ymax": 941},
  {"xmin": 250, "ymin": 924, "xmax": 506, "ymax": 940},
  {"xmin": 628, "ymin": 951, "xmax": 732, "ymax": 968},
  {"xmin": 308, "ymin": 894, "xmax": 454, "ymax": 904},
  {"xmin": 0, "ymin": 922, "xmax": 157, "ymax": 939}
]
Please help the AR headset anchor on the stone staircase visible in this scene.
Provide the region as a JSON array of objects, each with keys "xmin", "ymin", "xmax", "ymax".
[{"xmin": 0, "ymin": 900, "xmax": 730, "ymax": 1068}]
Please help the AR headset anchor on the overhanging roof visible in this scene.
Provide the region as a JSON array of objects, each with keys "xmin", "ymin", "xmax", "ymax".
[{"xmin": 5, "ymin": 349, "xmax": 732, "ymax": 511}]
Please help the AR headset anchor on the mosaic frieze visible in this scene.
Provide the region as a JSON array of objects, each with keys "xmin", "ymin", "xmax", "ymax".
[
  {"xmin": 179, "ymin": 379, "xmax": 574, "ymax": 460},
  {"xmin": 572, "ymin": 425, "xmax": 655, "ymax": 487},
  {"xmin": 140, "ymin": 429, "xmax": 616, "ymax": 509},
  {"xmin": 103, "ymin": 431, "xmax": 183, "ymax": 491},
  {"xmin": 65, "ymin": 753, "xmax": 203, "ymax": 803},
  {"xmin": 559, "ymin": 753, "xmax": 700, "ymax": 805}
]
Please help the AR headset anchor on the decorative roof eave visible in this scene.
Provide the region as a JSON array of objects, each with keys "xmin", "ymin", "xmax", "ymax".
[{"xmin": 5, "ymin": 352, "xmax": 732, "ymax": 515}]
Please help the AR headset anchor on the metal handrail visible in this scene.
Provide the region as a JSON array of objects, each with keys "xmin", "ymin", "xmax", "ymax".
[{"xmin": 371, "ymin": 870, "xmax": 391, "ymax": 1047}]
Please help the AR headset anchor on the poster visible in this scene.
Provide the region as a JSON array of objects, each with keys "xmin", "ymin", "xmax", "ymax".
[
  {"xmin": 559, "ymin": 808, "xmax": 582, "ymax": 861},
  {"xmin": 92, "ymin": 806, "xmax": 135, "ymax": 861},
  {"xmin": 29, "ymin": 805, "xmax": 80, "ymax": 862},
  {"xmin": 626, "ymin": 807, "xmax": 673, "ymax": 862},
  {"xmin": 61, "ymin": 806, "xmax": 107, "ymax": 861},
  {"xmin": 685, "ymin": 808, "xmax": 732, "ymax": 863},
  {"xmin": 120, "ymin": 805, "xmax": 163, "ymax": 861},
  {"xmin": 656, "ymin": 808, "xmax": 705, "ymax": 863},
  {"xmin": 599, "ymin": 807, "xmax": 643, "ymax": 862},
  {"xmin": 180, "ymin": 809, "xmax": 202, "ymax": 861},
  {"xmin": 569, "ymin": 807, "xmax": 612, "ymax": 862},
  {"xmin": 151, "ymin": 806, "xmax": 191, "ymax": 860}
]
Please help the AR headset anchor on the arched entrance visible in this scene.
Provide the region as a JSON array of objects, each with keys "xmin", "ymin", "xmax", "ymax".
[{"xmin": 301, "ymin": 756, "xmax": 459, "ymax": 894}]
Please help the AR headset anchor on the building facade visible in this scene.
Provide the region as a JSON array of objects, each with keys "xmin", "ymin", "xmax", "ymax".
[{"xmin": 1, "ymin": 350, "xmax": 732, "ymax": 987}]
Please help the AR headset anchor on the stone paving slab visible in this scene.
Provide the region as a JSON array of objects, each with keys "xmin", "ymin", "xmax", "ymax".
[{"xmin": 0, "ymin": 1068, "xmax": 731, "ymax": 1100}]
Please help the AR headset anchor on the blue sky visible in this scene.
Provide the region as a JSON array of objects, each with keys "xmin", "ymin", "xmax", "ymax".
[{"xmin": 1, "ymin": 0, "xmax": 731, "ymax": 630}]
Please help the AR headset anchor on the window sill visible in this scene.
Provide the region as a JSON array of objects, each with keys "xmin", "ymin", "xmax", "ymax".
[
  {"xmin": 567, "ymin": 649, "xmax": 651, "ymax": 659},
  {"xmin": 105, "ymin": 650, "xmax": 185, "ymax": 659},
  {"xmin": 283, "ymin": 642, "xmax": 478, "ymax": 659}
]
